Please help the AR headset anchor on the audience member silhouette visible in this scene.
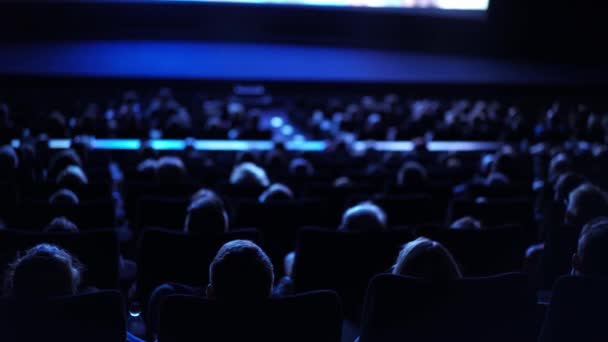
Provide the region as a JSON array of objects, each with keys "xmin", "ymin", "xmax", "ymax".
[
  {"xmin": 44, "ymin": 216, "xmax": 79, "ymax": 233},
  {"xmin": 157, "ymin": 156, "xmax": 187, "ymax": 184},
  {"xmin": 340, "ymin": 202, "xmax": 387, "ymax": 232},
  {"xmin": 4, "ymin": 243, "xmax": 82, "ymax": 299},
  {"xmin": 572, "ymin": 217, "xmax": 608, "ymax": 276},
  {"xmin": 230, "ymin": 162, "xmax": 270, "ymax": 188},
  {"xmin": 49, "ymin": 188, "xmax": 80, "ymax": 207},
  {"xmin": 259, "ymin": 183, "xmax": 294, "ymax": 202},
  {"xmin": 184, "ymin": 192, "xmax": 229, "ymax": 234},
  {"xmin": 392, "ymin": 237, "xmax": 462, "ymax": 281}
]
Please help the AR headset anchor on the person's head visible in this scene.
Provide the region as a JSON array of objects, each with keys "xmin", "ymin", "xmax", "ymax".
[
  {"xmin": 229, "ymin": 162, "xmax": 270, "ymax": 188},
  {"xmin": 554, "ymin": 173, "xmax": 587, "ymax": 203},
  {"xmin": 4, "ymin": 244, "xmax": 83, "ymax": 299},
  {"xmin": 44, "ymin": 217, "xmax": 79, "ymax": 233},
  {"xmin": 56, "ymin": 165, "xmax": 89, "ymax": 188},
  {"xmin": 49, "ymin": 189, "xmax": 79, "ymax": 207},
  {"xmin": 264, "ymin": 150, "xmax": 287, "ymax": 171},
  {"xmin": 289, "ymin": 158, "xmax": 315, "ymax": 178},
  {"xmin": 46, "ymin": 111, "xmax": 68, "ymax": 137},
  {"xmin": 164, "ymin": 111, "xmax": 193, "ymax": 138},
  {"xmin": 572, "ymin": 218, "xmax": 608, "ymax": 276},
  {"xmin": 185, "ymin": 194, "xmax": 229, "ymax": 234},
  {"xmin": 548, "ymin": 152, "xmax": 571, "ymax": 182},
  {"xmin": 48, "ymin": 149, "xmax": 82, "ymax": 180},
  {"xmin": 191, "ymin": 188, "xmax": 222, "ymax": 204},
  {"xmin": 397, "ymin": 161, "xmax": 428, "ymax": 187},
  {"xmin": 491, "ymin": 150, "xmax": 517, "ymax": 180},
  {"xmin": 259, "ymin": 183, "xmax": 294, "ymax": 203},
  {"xmin": 393, "ymin": 237, "xmax": 462, "ymax": 281},
  {"xmin": 207, "ymin": 240, "xmax": 274, "ymax": 302},
  {"xmin": 333, "ymin": 176, "xmax": 353, "ymax": 188},
  {"xmin": 485, "ymin": 171, "xmax": 511, "ymax": 188},
  {"xmin": 340, "ymin": 201, "xmax": 387, "ymax": 232},
  {"xmin": 566, "ymin": 184, "xmax": 608, "ymax": 228},
  {"xmin": 157, "ymin": 156, "xmax": 187, "ymax": 183},
  {"xmin": 136, "ymin": 158, "xmax": 158, "ymax": 182},
  {"xmin": 450, "ymin": 216, "xmax": 482, "ymax": 230},
  {"xmin": 0, "ymin": 145, "xmax": 18, "ymax": 178}
]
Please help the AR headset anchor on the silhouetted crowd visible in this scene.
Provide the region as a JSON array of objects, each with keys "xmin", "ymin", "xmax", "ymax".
[{"xmin": 1, "ymin": 90, "xmax": 608, "ymax": 342}]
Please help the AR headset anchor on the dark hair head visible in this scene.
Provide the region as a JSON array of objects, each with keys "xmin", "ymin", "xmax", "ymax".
[
  {"xmin": 485, "ymin": 172, "xmax": 511, "ymax": 188},
  {"xmin": 191, "ymin": 188, "xmax": 222, "ymax": 204},
  {"xmin": 157, "ymin": 156, "xmax": 187, "ymax": 183},
  {"xmin": 397, "ymin": 161, "xmax": 428, "ymax": 187},
  {"xmin": 340, "ymin": 201, "xmax": 387, "ymax": 232},
  {"xmin": 185, "ymin": 194, "xmax": 228, "ymax": 234},
  {"xmin": 566, "ymin": 184, "xmax": 608, "ymax": 228},
  {"xmin": 0, "ymin": 145, "xmax": 19, "ymax": 177},
  {"xmin": 289, "ymin": 158, "xmax": 315, "ymax": 177},
  {"xmin": 548, "ymin": 152, "xmax": 571, "ymax": 182},
  {"xmin": 49, "ymin": 189, "xmax": 80, "ymax": 207},
  {"xmin": 56, "ymin": 165, "xmax": 89, "ymax": 189},
  {"xmin": 48, "ymin": 149, "xmax": 83, "ymax": 180},
  {"xmin": 554, "ymin": 172, "xmax": 587, "ymax": 203},
  {"xmin": 491, "ymin": 151, "xmax": 517, "ymax": 180},
  {"xmin": 164, "ymin": 111, "xmax": 193, "ymax": 138},
  {"xmin": 393, "ymin": 237, "xmax": 462, "ymax": 281},
  {"xmin": 264, "ymin": 150, "xmax": 287, "ymax": 171},
  {"xmin": 208, "ymin": 240, "xmax": 274, "ymax": 302},
  {"xmin": 44, "ymin": 217, "xmax": 79, "ymax": 233},
  {"xmin": 259, "ymin": 183, "xmax": 294, "ymax": 203},
  {"xmin": 46, "ymin": 111, "xmax": 68, "ymax": 137},
  {"xmin": 230, "ymin": 162, "xmax": 270, "ymax": 188},
  {"xmin": 136, "ymin": 158, "xmax": 159, "ymax": 182},
  {"xmin": 576, "ymin": 218, "xmax": 608, "ymax": 276},
  {"xmin": 5, "ymin": 244, "xmax": 83, "ymax": 299},
  {"xmin": 450, "ymin": 216, "xmax": 482, "ymax": 230}
]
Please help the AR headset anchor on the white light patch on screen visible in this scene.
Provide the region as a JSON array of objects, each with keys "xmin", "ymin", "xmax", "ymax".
[
  {"xmin": 434, "ymin": 0, "xmax": 488, "ymax": 10},
  {"xmin": 158, "ymin": 0, "xmax": 488, "ymax": 10}
]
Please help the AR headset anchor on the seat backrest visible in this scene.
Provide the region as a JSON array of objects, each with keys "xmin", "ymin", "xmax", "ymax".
[
  {"xmin": 0, "ymin": 229, "xmax": 120, "ymax": 292},
  {"xmin": 125, "ymin": 182, "xmax": 199, "ymax": 227},
  {"xmin": 0, "ymin": 290, "xmax": 125, "ymax": 342},
  {"xmin": 448, "ymin": 197, "xmax": 533, "ymax": 226},
  {"xmin": 294, "ymin": 227, "xmax": 413, "ymax": 321},
  {"xmin": 539, "ymin": 276, "xmax": 608, "ymax": 342},
  {"xmin": 360, "ymin": 273, "xmax": 538, "ymax": 342},
  {"xmin": 9, "ymin": 199, "xmax": 116, "ymax": 230},
  {"xmin": 416, "ymin": 225, "xmax": 526, "ymax": 276},
  {"xmin": 159, "ymin": 291, "xmax": 342, "ymax": 342},
  {"xmin": 369, "ymin": 193, "xmax": 443, "ymax": 225},
  {"xmin": 233, "ymin": 199, "xmax": 330, "ymax": 272},
  {"xmin": 136, "ymin": 196, "xmax": 189, "ymax": 233},
  {"xmin": 136, "ymin": 227, "xmax": 261, "ymax": 305}
]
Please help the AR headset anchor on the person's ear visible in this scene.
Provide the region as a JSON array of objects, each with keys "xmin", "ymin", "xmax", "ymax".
[
  {"xmin": 206, "ymin": 284, "xmax": 215, "ymax": 299},
  {"xmin": 572, "ymin": 253, "xmax": 583, "ymax": 275}
]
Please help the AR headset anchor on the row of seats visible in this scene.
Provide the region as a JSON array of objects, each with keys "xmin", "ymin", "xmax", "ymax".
[
  {"xmin": 0, "ymin": 226, "xmax": 528, "ymax": 314},
  {"xmin": 2, "ymin": 274, "xmax": 600, "ymax": 342}
]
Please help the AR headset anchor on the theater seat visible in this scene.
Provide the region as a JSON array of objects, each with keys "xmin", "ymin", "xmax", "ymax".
[
  {"xmin": 416, "ymin": 225, "xmax": 527, "ymax": 276},
  {"xmin": 135, "ymin": 196, "xmax": 190, "ymax": 232},
  {"xmin": 447, "ymin": 197, "xmax": 533, "ymax": 226},
  {"xmin": 9, "ymin": 199, "xmax": 116, "ymax": 230},
  {"xmin": 359, "ymin": 273, "xmax": 538, "ymax": 342},
  {"xmin": 159, "ymin": 291, "xmax": 342, "ymax": 342},
  {"xmin": 233, "ymin": 198, "xmax": 331, "ymax": 273},
  {"xmin": 539, "ymin": 276, "xmax": 608, "ymax": 342},
  {"xmin": 136, "ymin": 227, "xmax": 261, "ymax": 308},
  {"xmin": 0, "ymin": 229, "xmax": 120, "ymax": 293},
  {"xmin": 0, "ymin": 290, "xmax": 126, "ymax": 342},
  {"xmin": 294, "ymin": 227, "xmax": 413, "ymax": 321}
]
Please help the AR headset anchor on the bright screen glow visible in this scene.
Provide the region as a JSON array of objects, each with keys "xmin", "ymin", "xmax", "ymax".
[{"xmin": 167, "ymin": 0, "xmax": 488, "ymax": 10}]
